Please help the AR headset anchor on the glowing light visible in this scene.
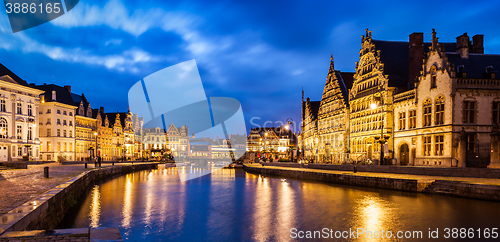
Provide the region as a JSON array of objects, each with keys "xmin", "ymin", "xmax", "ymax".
[{"xmin": 371, "ymin": 103, "xmax": 378, "ymax": 109}]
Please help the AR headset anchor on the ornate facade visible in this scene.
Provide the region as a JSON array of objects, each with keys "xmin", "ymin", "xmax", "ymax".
[
  {"xmin": 0, "ymin": 67, "xmax": 43, "ymax": 161},
  {"xmin": 300, "ymin": 29, "xmax": 500, "ymax": 168}
]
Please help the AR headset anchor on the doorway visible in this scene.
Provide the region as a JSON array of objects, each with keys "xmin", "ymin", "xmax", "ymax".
[{"xmin": 400, "ymin": 144, "xmax": 409, "ymax": 166}]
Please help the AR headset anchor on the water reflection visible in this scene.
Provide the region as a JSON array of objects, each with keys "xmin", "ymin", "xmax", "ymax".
[
  {"xmin": 63, "ymin": 167, "xmax": 500, "ymax": 242},
  {"xmin": 89, "ymin": 185, "xmax": 100, "ymax": 228}
]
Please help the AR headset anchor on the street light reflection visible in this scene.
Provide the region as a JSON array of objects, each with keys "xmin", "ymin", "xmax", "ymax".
[
  {"xmin": 122, "ymin": 175, "xmax": 133, "ymax": 229},
  {"xmin": 89, "ymin": 185, "xmax": 101, "ymax": 228}
]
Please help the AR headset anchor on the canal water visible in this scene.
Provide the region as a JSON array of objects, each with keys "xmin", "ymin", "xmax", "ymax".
[{"xmin": 61, "ymin": 167, "xmax": 500, "ymax": 241}]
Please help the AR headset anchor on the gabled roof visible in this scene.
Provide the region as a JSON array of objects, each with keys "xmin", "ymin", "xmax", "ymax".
[
  {"xmin": 104, "ymin": 112, "xmax": 128, "ymax": 128},
  {"xmin": 34, "ymin": 84, "xmax": 77, "ymax": 107},
  {"xmin": 336, "ymin": 71, "xmax": 352, "ymax": 107},
  {"xmin": 0, "ymin": 63, "xmax": 29, "ymax": 86},
  {"xmin": 308, "ymin": 100, "xmax": 321, "ymax": 120}
]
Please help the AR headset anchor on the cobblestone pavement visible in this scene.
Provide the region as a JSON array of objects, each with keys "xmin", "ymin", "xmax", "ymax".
[
  {"xmin": 246, "ymin": 164, "xmax": 500, "ymax": 185},
  {"xmin": 0, "ymin": 234, "xmax": 89, "ymax": 241},
  {"xmin": 0, "ymin": 162, "xmax": 142, "ymax": 215}
]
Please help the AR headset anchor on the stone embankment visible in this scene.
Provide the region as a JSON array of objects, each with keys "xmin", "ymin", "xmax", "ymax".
[
  {"xmin": 244, "ymin": 164, "xmax": 500, "ymax": 202},
  {"xmin": 0, "ymin": 163, "xmax": 158, "ymax": 235}
]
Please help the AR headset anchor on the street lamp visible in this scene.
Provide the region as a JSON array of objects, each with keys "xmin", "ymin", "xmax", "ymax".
[{"xmin": 286, "ymin": 118, "xmax": 294, "ymax": 162}]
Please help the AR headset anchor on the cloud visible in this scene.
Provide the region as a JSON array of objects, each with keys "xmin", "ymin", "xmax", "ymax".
[{"xmin": 105, "ymin": 39, "xmax": 122, "ymax": 46}]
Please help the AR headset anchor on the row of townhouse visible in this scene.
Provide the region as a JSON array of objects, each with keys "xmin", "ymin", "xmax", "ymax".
[{"xmin": 301, "ymin": 29, "xmax": 500, "ymax": 168}]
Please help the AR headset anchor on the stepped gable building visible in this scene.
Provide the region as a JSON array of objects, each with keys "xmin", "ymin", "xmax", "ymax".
[
  {"xmin": 0, "ymin": 64, "xmax": 44, "ymax": 161},
  {"xmin": 70, "ymin": 89, "xmax": 97, "ymax": 161},
  {"xmin": 300, "ymin": 29, "xmax": 500, "ymax": 168},
  {"xmin": 36, "ymin": 84, "xmax": 77, "ymax": 162},
  {"xmin": 165, "ymin": 124, "xmax": 189, "ymax": 159},
  {"xmin": 348, "ymin": 29, "xmax": 456, "ymax": 164},
  {"xmin": 393, "ymin": 30, "xmax": 500, "ymax": 168},
  {"xmin": 301, "ymin": 56, "xmax": 353, "ymax": 162},
  {"xmin": 103, "ymin": 110, "xmax": 135, "ymax": 160}
]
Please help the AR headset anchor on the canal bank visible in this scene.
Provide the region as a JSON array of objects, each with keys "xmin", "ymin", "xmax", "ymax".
[
  {"xmin": 243, "ymin": 164, "xmax": 500, "ymax": 202},
  {"xmin": 0, "ymin": 163, "xmax": 158, "ymax": 235}
]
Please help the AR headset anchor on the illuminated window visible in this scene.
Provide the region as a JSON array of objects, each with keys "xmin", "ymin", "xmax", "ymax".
[
  {"xmin": 423, "ymin": 99, "xmax": 432, "ymax": 127},
  {"xmin": 423, "ymin": 136, "xmax": 431, "ymax": 156},
  {"xmin": 409, "ymin": 110, "xmax": 416, "ymax": 129},
  {"xmin": 434, "ymin": 135, "xmax": 444, "ymax": 156},
  {"xmin": 16, "ymin": 125, "xmax": 22, "ymax": 139},
  {"xmin": 435, "ymin": 96, "xmax": 444, "ymax": 125},
  {"xmin": 57, "ymin": 142, "xmax": 61, "ymax": 152},
  {"xmin": 47, "ymin": 128, "xmax": 51, "ymax": 137},
  {"xmin": 0, "ymin": 118, "xmax": 7, "ymax": 138},
  {"xmin": 398, "ymin": 111, "xmax": 406, "ymax": 130}
]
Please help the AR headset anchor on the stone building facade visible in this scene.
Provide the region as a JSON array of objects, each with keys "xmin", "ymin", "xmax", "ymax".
[
  {"xmin": 0, "ymin": 66, "xmax": 44, "ymax": 161},
  {"xmin": 300, "ymin": 29, "xmax": 500, "ymax": 168}
]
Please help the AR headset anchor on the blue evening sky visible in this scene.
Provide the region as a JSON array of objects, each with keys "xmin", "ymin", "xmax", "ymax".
[{"xmin": 1, "ymin": 0, "xmax": 499, "ymax": 134}]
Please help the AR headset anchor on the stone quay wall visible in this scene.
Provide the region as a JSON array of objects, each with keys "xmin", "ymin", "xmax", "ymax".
[
  {"xmin": 246, "ymin": 164, "xmax": 427, "ymax": 192},
  {"xmin": 245, "ymin": 165, "xmax": 500, "ymax": 202},
  {"xmin": 0, "ymin": 163, "xmax": 158, "ymax": 235},
  {"xmin": 260, "ymin": 162, "xmax": 500, "ymax": 179}
]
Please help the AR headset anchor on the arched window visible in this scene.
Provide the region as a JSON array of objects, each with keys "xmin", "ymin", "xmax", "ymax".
[
  {"xmin": 423, "ymin": 99, "xmax": 432, "ymax": 127},
  {"xmin": 435, "ymin": 96, "xmax": 444, "ymax": 125},
  {"xmin": 0, "ymin": 118, "xmax": 7, "ymax": 138},
  {"xmin": 430, "ymin": 65, "xmax": 437, "ymax": 88}
]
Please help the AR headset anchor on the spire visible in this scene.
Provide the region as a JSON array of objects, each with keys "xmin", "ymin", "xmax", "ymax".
[
  {"xmin": 329, "ymin": 54, "xmax": 334, "ymax": 74},
  {"xmin": 431, "ymin": 29, "xmax": 439, "ymax": 51}
]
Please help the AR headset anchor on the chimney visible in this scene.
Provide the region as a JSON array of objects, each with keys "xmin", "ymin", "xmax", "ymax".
[
  {"xmin": 100, "ymin": 107, "xmax": 104, "ymax": 114},
  {"xmin": 51, "ymin": 90, "xmax": 56, "ymax": 101},
  {"xmin": 64, "ymin": 85, "xmax": 71, "ymax": 93},
  {"xmin": 456, "ymin": 33, "xmax": 470, "ymax": 58},
  {"xmin": 472, "ymin": 34, "xmax": 484, "ymax": 54},
  {"xmin": 408, "ymin": 32, "xmax": 424, "ymax": 89}
]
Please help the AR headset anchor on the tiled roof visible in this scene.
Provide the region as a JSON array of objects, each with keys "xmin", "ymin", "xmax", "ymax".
[
  {"xmin": 446, "ymin": 53, "xmax": 500, "ymax": 79},
  {"xmin": 34, "ymin": 84, "xmax": 77, "ymax": 107}
]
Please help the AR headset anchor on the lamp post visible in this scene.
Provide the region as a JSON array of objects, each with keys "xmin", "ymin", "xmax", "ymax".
[
  {"xmin": 371, "ymin": 83, "xmax": 388, "ymax": 165},
  {"xmin": 285, "ymin": 118, "xmax": 294, "ymax": 162}
]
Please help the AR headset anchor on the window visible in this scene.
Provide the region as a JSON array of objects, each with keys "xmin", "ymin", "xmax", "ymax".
[
  {"xmin": 69, "ymin": 143, "xmax": 73, "ymax": 152},
  {"xmin": 69, "ymin": 112, "xmax": 73, "ymax": 116},
  {"xmin": 0, "ymin": 118, "xmax": 7, "ymax": 138},
  {"xmin": 47, "ymin": 109, "xmax": 51, "ymax": 114},
  {"xmin": 0, "ymin": 99, "xmax": 5, "ymax": 112},
  {"xmin": 47, "ymin": 128, "xmax": 51, "ymax": 136},
  {"xmin": 467, "ymin": 134, "xmax": 477, "ymax": 153},
  {"xmin": 40, "ymin": 141, "xmax": 43, "ymax": 152},
  {"xmin": 398, "ymin": 112, "xmax": 406, "ymax": 130},
  {"xmin": 434, "ymin": 135, "xmax": 444, "ymax": 156},
  {"xmin": 431, "ymin": 75, "xmax": 437, "ymax": 88},
  {"xmin": 57, "ymin": 142, "xmax": 60, "ymax": 152},
  {"xmin": 16, "ymin": 102, "xmax": 22, "ymax": 115},
  {"xmin": 423, "ymin": 99, "xmax": 432, "ymax": 127},
  {"xmin": 63, "ymin": 120, "xmax": 67, "ymax": 126},
  {"xmin": 16, "ymin": 125, "xmax": 22, "ymax": 139},
  {"xmin": 57, "ymin": 119, "xmax": 61, "ymax": 125},
  {"xmin": 435, "ymin": 96, "xmax": 444, "ymax": 125},
  {"xmin": 47, "ymin": 141, "xmax": 51, "ymax": 151},
  {"xmin": 57, "ymin": 129, "xmax": 60, "ymax": 137},
  {"xmin": 409, "ymin": 110, "xmax": 416, "ymax": 129},
  {"xmin": 463, "ymin": 101, "xmax": 476, "ymax": 124},
  {"xmin": 28, "ymin": 104, "xmax": 32, "ymax": 116},
  {"xmin": 18, "ymin": 146, "xmax": 22, "ymax": 156},
  {"xmin": 46, "ymin": 118, "xmax": 51, "ymax": 125},
  {"xmin": 423, "ymin": 136, "xmax": 431, "ymax": 156},
  {"xmin": 28, "ymin": 126, "xmax": 32, "ymax": 140},
  {"xmin": 493, "ymin": 101, "xmax": 500, "ymax": 125},
  {"xmin": 69, "ymin": 121, "xmax": 73, "ymax": 126},
  {"xmin": 63, "ymin": 130, "xmax": 67, "ymax": 137},
  {"xmin": 57, "ymin": 110, "xmax": 61, "ymax": 114},
  {"xmin": 63, "ymin": 143, "xmax": 67, "ymax": 152},
  {"xmin": 69, "ymin": 130, "xmax": 72, "ymax": 138},
  {"xmin": 63, "ymin": 111, "xmax": 67, "ymax": 115}
]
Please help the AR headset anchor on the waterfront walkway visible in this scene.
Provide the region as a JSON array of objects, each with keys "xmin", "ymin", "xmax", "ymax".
[
  {"xmin": 245, "ymin": 163, "xmax": 500, "ymax": 186},
  {"xmin": 0, "ymin": 162, "xmax": 151, "ymax": 215}
]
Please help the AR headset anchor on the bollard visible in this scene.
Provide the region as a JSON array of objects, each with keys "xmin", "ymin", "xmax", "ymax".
[
  {"xmin": 354, "ymin": 166, "xmax": 357, "ymax": 173},
  {"xmin": 44, "ymin": 166, "xmax": 49, "ymax": 178},
  {"xmin": 85, "ymin": 163, "xmax": 87, "ymax": 169},
  {"xmin": 112, "ymin": 162, "xmax": 114, "ymax": 166}
]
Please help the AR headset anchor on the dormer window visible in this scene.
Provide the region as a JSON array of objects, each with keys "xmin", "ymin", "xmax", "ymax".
[
  {"xmin": 457, "ymin": 65, "xmax": 467, "ymax": 78},
  {"xmin": 485, "ymin": 66, "xmax": 497, "ymax": 79}
]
